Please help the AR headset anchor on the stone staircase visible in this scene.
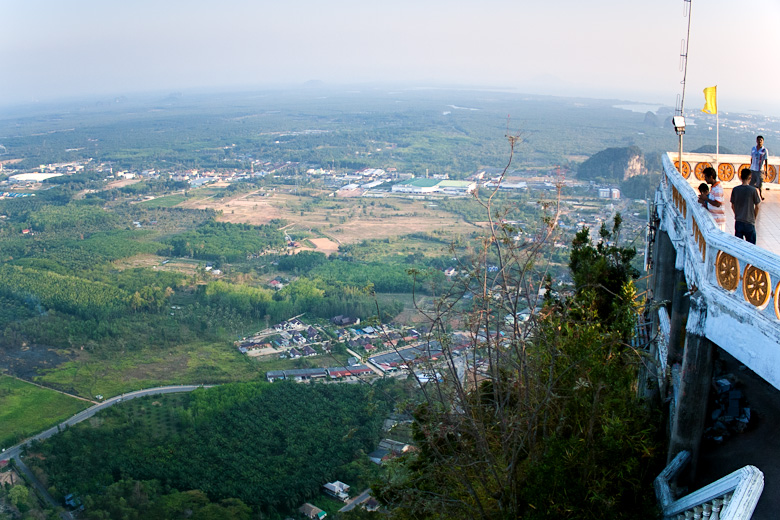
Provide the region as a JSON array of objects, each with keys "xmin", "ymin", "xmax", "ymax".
[{"xmin": 655, "ymin": 451, "xmax": 763, "ymax": 519}]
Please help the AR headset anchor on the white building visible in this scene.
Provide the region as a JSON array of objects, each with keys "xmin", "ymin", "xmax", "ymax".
[{"xmin": 9, "ymin": 173, "xmax": 63, "ymax": 183}]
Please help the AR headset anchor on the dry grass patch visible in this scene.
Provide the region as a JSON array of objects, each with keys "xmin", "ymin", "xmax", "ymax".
[{"xmin": 169, "ymin": 188, "xmax": 481, "ymax": 245}]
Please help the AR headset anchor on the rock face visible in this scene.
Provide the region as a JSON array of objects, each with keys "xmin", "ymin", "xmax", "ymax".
[
  {"xmin": 624, "ymin": 153, "xmax": 644, "ymax": 180},
  {"xmin": 577, "ymin": 146, "xmax": 646, "ymax": 181}
]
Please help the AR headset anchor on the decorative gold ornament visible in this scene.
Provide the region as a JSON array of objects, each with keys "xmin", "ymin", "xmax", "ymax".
[
  {"xmin": 716, "ymin": 251, "xmax": 739, "ymax": 291},
  {"xmin": 718, "ymin": 163, "xmax": 735, "ymax": 181},
  {"xmin": 774, "ymin": 282, "xmax": 780, "ymax": 320},
  {"xmin": 765, "ymin": 165, "xmax": 777, "ymax": 183},
  {"xmin": 694, "ymin": 162, "xmax": 712, "ymax": 181},
  {"xmin": 674, "ymin": 160, "xmax": 691, "ymax": 179},
  {"xmin": 742, "ymin": 264, "xmax": 770, "ymax": 308}
]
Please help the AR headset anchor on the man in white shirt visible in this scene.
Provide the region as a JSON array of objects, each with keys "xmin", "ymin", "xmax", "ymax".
[
  {"xmin": 750, "ymin": 135, "xmax": 768, "ymax": 200},
  {"xmin": 698, "ymin": 167, "xmax": 726, "ymax": 231}
]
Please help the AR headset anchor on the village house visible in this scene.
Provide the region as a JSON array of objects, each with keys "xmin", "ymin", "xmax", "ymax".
[
  {"xmin": 322, "ymin": 481, "xmax": 350, "ymax": 501},
  {"xmin": 266, "ymin": 370, "xmax": 285, "ymax": 382},
  {"xmin": 332, "ymin": 315, "xmax": 360, "ymax": 327},
  {"xmin": 283, "ymin": 368, "xmax": 327, "ymax": 381},
  {"xmin": 299, "ymin": 503, "xmax": 327, "ymax": 519},
  {"xmin": 326, "ymin": 365, "xmax": 372, "ymax": 379}
]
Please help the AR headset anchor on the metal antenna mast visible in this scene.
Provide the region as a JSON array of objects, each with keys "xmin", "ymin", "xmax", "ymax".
[
  {"xmin": 673, "ymin": 0, "xmax": 693, "ymax": 170},
  {"xmin": 676, "ymin": 0, "xmax": 693, "ymax": 117}
]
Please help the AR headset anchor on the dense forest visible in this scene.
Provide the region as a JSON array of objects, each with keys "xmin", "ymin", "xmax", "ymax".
[{"xmin": 25, "ymin": 381, "xmax": 395, "ymax": 515}]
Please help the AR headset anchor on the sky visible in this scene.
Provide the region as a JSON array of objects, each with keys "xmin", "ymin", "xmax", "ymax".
[{"xmin": 3, "ymin": 0, "xmax": 780, "ymax": 115}]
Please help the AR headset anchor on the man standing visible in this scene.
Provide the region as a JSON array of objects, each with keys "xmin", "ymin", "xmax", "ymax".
[
  {"xmin": 750, "ymin": 135, "xmax": 768, "ymax": 200},
  {"xmin": 698, "ymin": 166, "xmax": 726, "ymax": 231},
  {"xmin": 731, "ymin": 168, "xmax": 761, "ymax": 244}
]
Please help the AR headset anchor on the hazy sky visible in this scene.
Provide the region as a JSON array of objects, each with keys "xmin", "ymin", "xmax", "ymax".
[{"xmin": 4, "ymin": 0, "xmax": 780, "ymax": 114}]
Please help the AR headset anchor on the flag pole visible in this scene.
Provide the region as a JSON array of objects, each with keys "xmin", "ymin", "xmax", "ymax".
[
  {"xmin": 716, "ymin": 110, "xmax": 719, "ymax": 165},
  {"xmin": 702, "ymin": 85, "xmax": 719, "ymax": 167}
]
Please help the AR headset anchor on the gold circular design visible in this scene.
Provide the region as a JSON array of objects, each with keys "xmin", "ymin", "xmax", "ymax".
[
  {"xmin": 718, "ymin": 163, "xmax": 735, "ymax": 181},
  {"xmin": 765, "ymin": 165, "xmax": 777, "ymax": 183},
  {"xmin": 716, "ymin": 251, "xmax": 740, "ymax": 291},
  {"xmin": 742, "ymin": 265, "xmax": 770, "ymax": 308},
  {"xmin": 694, "ymin": 162, "xmax": 713, "ymax": 181},
  {"xmin": 774, "ymin": 282, "xmax": 780, "ymax": 320},
  {"xmin": 674, "ymin": 160, "xmax": 691, "ymax": 179},
  {"xmin": 738, "ymin": 164, "xmax": 752, "ymax": 179}
]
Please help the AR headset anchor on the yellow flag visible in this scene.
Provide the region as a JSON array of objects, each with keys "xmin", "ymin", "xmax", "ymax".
[{"xmin": 702, "ymin": 86, "xmax": 717, "ymax": 114}]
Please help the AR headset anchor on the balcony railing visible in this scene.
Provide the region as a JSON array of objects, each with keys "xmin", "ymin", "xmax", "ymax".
[
  {"xmin": 657, "ymin": 152, "xmax": 780, "ymax": 391},
  {"xmin": 669, "ymin": 152, "xmax": 780, "ymax": 188},
  {"xmin": 655, "ymin": 451, "xmax": 763, "ymax": 519}
]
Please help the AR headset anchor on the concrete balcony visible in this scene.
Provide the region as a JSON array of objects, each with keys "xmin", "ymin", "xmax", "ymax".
[
  {"xmin": 670, "ymin": 152, "xmax": 780, "ymax": 188},
  {"xmin": 656, "ymin": 152, "xmax": 780, "ymax": 392}
]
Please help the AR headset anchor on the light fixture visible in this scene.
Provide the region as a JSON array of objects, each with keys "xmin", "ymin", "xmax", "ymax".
[{"xmin": 672, "ymin": 116, "xmax": 686, "ymax": 136}]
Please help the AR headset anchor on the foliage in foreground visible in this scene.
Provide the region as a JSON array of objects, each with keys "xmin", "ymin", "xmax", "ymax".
[{"xmin": 375, "ymin": 215, "xmax": 663, "ymax": 519}]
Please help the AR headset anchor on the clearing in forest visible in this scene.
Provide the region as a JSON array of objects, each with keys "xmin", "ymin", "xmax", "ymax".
[
  {"xmin": 178, "ymin": 189, "xmax": 480, "ymax": 245},
  {"xmin": 0, "ymin": 376, "xmax": 89, "ymax": 448}
]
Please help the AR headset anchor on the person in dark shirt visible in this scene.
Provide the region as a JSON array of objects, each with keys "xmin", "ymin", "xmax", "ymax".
[
  {"xmin": 698, "ymin": 183, "xmax": 709, "ymax": 207},
  {"xmin": 731, "ymin": 168, "xmax": 761, "ymax": 244}
]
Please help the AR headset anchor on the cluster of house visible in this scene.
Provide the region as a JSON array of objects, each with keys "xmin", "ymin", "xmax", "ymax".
[
  {"xmin": 367, "ymin": 340, "xmax": 460, "ymax": 373},
  {"xmin": 241, "ymin": 316, "xmax": 424, "ymax": 359},
  {"xmin": 337, "ymin": 324, "xmax": 419, "ymax": 354},
  {"xmin": 298, "ymin": 480, "xmax": 380, "ymax": 519},
  {"xmin": 237, "ymin": 318, "xmax": 323, "ymax": 355},
  {"xmin": 266, "ymin": 363, "xmax": 373, "ymax": 383},
  {"xmin": 368, "ymin": 439, "xmax": 414, "ymax": 464},
  {"xmin": 267, "ymin": 335, "xmax": 472, "ymax": 382}
]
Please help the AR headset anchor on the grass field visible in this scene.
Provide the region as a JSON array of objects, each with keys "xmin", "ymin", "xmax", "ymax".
[
  {"xmin": 137, "ymin": 194, "xmax": 188, "ymax": 208},
  {"xmin": 35, "ymin": 340, "xmax": 261, "ymax": 399},
  {"xmin": 0, "ymin": 376, "xmax": 90, "ymax": 448},
  {"xmin": 177, "ymin": 188, "xmax": 482, "ymax": 245}
]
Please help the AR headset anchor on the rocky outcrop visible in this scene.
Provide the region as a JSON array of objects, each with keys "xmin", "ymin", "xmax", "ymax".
[{"xmin": 577, "ymin": 146, "xmax": 646, "ymax": 181}]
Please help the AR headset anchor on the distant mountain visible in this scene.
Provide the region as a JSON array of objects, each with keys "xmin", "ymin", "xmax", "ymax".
[
  {"xmin": 643, "ymin": 111, "xmax": 661, "ymax": 128},
  {"xmin": 691, "ymin": 145, "xmax": 734, "ymax": 154},
  {"xmin": 577, "ymin": 146, "xmax": 645, "ymax": 181},
  {"xmin": 302, "ymin": 80, "xmax": 325, "ymax": 88}
]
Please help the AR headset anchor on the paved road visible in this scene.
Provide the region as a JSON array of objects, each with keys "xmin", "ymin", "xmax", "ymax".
[
  {"xmin": 339, "ymin": 488, "xmax": 372, "ymax": 512},
  {"xmin": 345, "ymin": 348, "xmax": 385, "ymax": 376},
  {"xmin": 2, "ymin": 385, "xmax": 213, "ymax": 513},
  {"xmin": 13, "ymin": 456, "xmax": 72, "ymax": 519}
]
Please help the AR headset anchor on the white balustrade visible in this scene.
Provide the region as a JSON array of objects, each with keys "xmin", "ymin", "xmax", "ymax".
[
  {"xmin": 655, "ymin": 451, "xmax": 763, "ymax": 520},
  {"xmin": 657, "ymin": 153, "xmax": 780, "ymax": 391}
]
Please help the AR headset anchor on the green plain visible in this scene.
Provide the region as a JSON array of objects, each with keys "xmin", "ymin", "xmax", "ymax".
[
  {"xmin": 0, "ymin": 375, "xmax": 90, "ymax": 448},
  {"xmin": 35, "ymin": 341, "xmax": 261, "ymax": 399},
  {"xmin": 137, "ymin": 194, "xmax": 187, "ymax": 208}
]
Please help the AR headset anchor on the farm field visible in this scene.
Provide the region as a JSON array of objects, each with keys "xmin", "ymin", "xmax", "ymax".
[
  {"xmin": 0, "ymin": 375, "xmax": 90, "ymax": 448},
  {"xmin": 34, "ymin": 340, "xmax": 261, "ymax": 398},
  {"xmin": 179, "ymin": 189, "xmax": 482, "ymax": 244}
]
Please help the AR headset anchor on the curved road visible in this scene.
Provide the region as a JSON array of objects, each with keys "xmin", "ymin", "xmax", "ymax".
[{"xmin": 2, "ymin": 385, "xmax": 214, "ymax": 515}]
